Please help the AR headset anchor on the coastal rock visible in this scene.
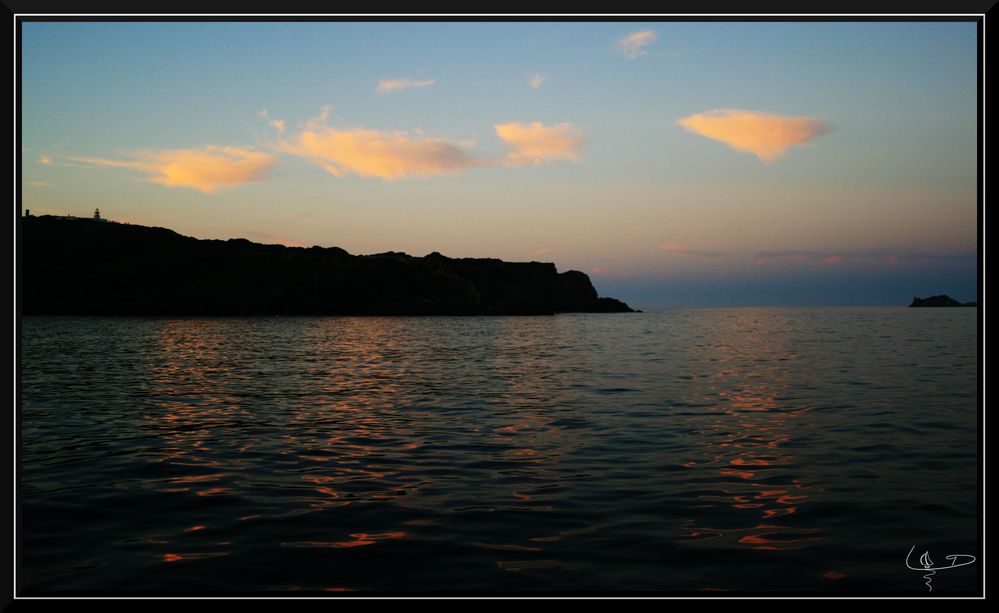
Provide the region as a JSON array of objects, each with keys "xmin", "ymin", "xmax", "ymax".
[{"xmin": 22, "ymin": 216, "xmax": 635, "ymax": 316}]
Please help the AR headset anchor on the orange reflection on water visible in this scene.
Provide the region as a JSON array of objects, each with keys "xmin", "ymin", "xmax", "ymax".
[
  {"xmin": 166, "ymin": 473, "xmax": 225, "ymax": 484},
  {"xmin": 195, "ymin": 487, "xmax": 231, "ymax": 497},
  {"xmin": 283, "ymin": 531, "xmax": 406, "ymax": 549},
  {"xmin": 680, "ymin": 323, "xmax": 822, "ymax": 551},
  {"xmin": 737, "ymin": 526, "xmax": 824, "ymax": 550},
  {"xmin": 147, "ymin": 321, "xmax": 253, "ymax": 509},
  {"xmin": 162, "ymin": 552, "xmax": 228, "ymax": 563}
]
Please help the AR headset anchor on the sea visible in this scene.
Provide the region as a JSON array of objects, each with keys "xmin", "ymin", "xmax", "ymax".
[{"xmin": 18, "ymin": 308, "xmax": 980, "ymax": 594}]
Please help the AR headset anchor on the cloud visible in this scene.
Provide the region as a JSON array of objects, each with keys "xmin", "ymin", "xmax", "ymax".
[
  {"xmin": 274, "ymin": 109, "xmax": 480, "ymax": 180},
  {"xmin": 755, "ymin": 249, "xmax": 976, "ymax": 267},
  {"xmin": 756, "ymin": 250, "xmax": 837, "ymax": 262},
  {"xmin": 529, "ymin": 73, "xmax": 547, "ymax": 90},
  {"xmin": 494, "ymin": 122, "xmax": 585, "ymax": 167},
  {"xmin": 753, "ymin": 250, "xmax": 847, "ymax": 267},
  {"xmin": 377, "ymin": 77, "xmax": 435, "ymax": 94},
  {"xmin": 677, "ymin": 109, "xmax": 828, "ymax": 162},
  {"xmin": 269, "ymin": 110, "xmax": 584, "ymax": 180},
  {"xmin": 38, "ymin": 154, "xmax": 52, "ymax": 165},
  {"xmin": 256, "ymin": 111, "xmax": 285, "ymax": 135},
  {"xmin": 659, "ymin": 243, "xmax": 726, "ymax": 258},
  {"xmin": 68, "ymin": 146, "xmax": 276, "ymax": 193},
  {"xmin": 618, "ymin": 29, "xmax": 657, "ymax": 59}
]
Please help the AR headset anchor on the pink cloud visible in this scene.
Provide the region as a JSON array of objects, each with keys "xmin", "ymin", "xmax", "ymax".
[
  {"xmin": 377, "ymin": 77, "xmax": 435, "ymax": 94},
  {"xmin": 617, "ymin": 29, "xmax": 657, "ymax": 59}
]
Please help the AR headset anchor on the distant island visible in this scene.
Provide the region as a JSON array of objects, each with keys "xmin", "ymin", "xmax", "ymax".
[
  {"xmin": 909, "ymin": 295, "xmax": 977, "ymax": 307},
  {"xmin": 21, "ymin": 215, "xmax": 634, "ymax": 316}
]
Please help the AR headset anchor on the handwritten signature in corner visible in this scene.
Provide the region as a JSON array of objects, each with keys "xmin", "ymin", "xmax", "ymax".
[{"xmin": 905, "ymin": 545, "xmax": 976, "ymax": 592}]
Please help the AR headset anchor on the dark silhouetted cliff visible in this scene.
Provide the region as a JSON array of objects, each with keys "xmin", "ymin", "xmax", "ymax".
[
  {"xmin": 21, "ymin": 216, "xmax": 634, "ymax": 316},
  {"xmin": 909, "ymin": 295, "xmax": 977, "ymax": 307}
]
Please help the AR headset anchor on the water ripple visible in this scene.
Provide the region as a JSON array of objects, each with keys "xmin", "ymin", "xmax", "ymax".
[{"xmin": 20, "ymin": 308, "xmax": 979, "ymax": 592}]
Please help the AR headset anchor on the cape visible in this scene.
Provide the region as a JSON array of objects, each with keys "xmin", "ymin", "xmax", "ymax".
[{"xmin": 21, "ymin": 216, "xmax": 634, "ymax": 316}]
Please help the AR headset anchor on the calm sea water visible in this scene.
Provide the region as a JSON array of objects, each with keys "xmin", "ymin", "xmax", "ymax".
[{"xmin": 19, "ymin": 308, "xmax": 980, "ymax": 594}]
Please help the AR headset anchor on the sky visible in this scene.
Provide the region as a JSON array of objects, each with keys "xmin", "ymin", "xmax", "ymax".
[{"xmin": 19, "ymin": 21, "xmax": 980, "ymax": 307}]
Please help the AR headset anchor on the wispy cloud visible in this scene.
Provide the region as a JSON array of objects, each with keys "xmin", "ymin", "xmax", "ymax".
[
  {"xmin": 677, "ymin": 109, "xmax": 829, "ymax": 162},
  {"xmin": 752, "ymin": 249, "xmax": 979, "ymax": 269},
  {"xmin": 377, "ymin": 77, "xmax": 436, "ymax": 94},
  {"xmin": 274, "ymin": 108, "xmax": 479, "ymax": 180},
  {"xmin": 24, "ymin": 181, "xmax": 51, "ymax": 188},
  {"xmin": 659, "ymin": 243, "xmax": 726, "ymax": 258},
  {"xmin": 617, "ymin": 29, "xmax": 657, "ymax": 59},
  {"xmin": 755, "ymin": 250, "xmax": 844, "ymax": 265},
  {"xmin": 38, "ymin": 154, "xmax": 52, "ymax": 165},
  {"xmin": 67, "ymin": 146, "xmax": 276, "ymax": 193},
  {"xmin": 257, "ymin": 111, "xmax": 285, "ymax": 135},
  {"xmin": 529, "ymin": 73, "xmax": 547, "ymax": 90},
  {"xmin": 494, "ymin": 122, "xmax": 585, "ymax": 167}
]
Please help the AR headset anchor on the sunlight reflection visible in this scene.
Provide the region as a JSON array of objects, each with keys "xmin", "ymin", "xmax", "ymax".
[{"xmin": 678, "ymin": 312, "xmax": 821, "ymax": 551}]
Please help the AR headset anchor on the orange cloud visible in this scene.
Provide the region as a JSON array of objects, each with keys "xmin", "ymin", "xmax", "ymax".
[
  {"xmin": 529, "ymin": 73, "xmax": 547, "ymax": 90},
  {"xmin": 38, "ymin": 154, "xmax": 52, "ymax": 165},
  {"xmin": 68, "ymin": 146, "xmax": 276, "ymax": 193},
  {"xmin": 677, "ymin": 109, "xmax": 828, "ymax": 162},
  {"xmin": 494, "ymin": 122, "xmax": 585, "ymax": 167},
  {"xmin": 377, "ymin": 77, "xmax": 435, "ymax": 94},
  {"xmin": 618, "ymin": 29, "xmax": 657, "ymax": 59},
  {"xmin": 275, "ymin": 110, "xmax": 479, "ymax": 180}
]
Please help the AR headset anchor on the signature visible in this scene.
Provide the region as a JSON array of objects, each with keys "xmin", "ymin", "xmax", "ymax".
[{"xmin": 905, "ymin": 545, "xmax": 975, "ymax": 592}]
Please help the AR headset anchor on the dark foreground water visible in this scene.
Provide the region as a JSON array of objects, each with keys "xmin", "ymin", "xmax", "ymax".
[{"xmin": 20, "ymin": 309, "xmax": 980, "ymax": 594}]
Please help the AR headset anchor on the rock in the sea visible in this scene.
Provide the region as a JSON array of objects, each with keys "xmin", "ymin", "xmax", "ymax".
[
  {"xmin": 909, "ymin": 295, "xmax": 975, "ymax": 307},
  {"xmin": 22, "ymin": 215, "xmax": 635, "ymax": 316}
]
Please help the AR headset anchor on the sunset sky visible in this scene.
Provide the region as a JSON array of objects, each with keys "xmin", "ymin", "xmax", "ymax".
[{"xmin": 20, "ymin": 21, "xmax": 979, "ymax": 306}]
